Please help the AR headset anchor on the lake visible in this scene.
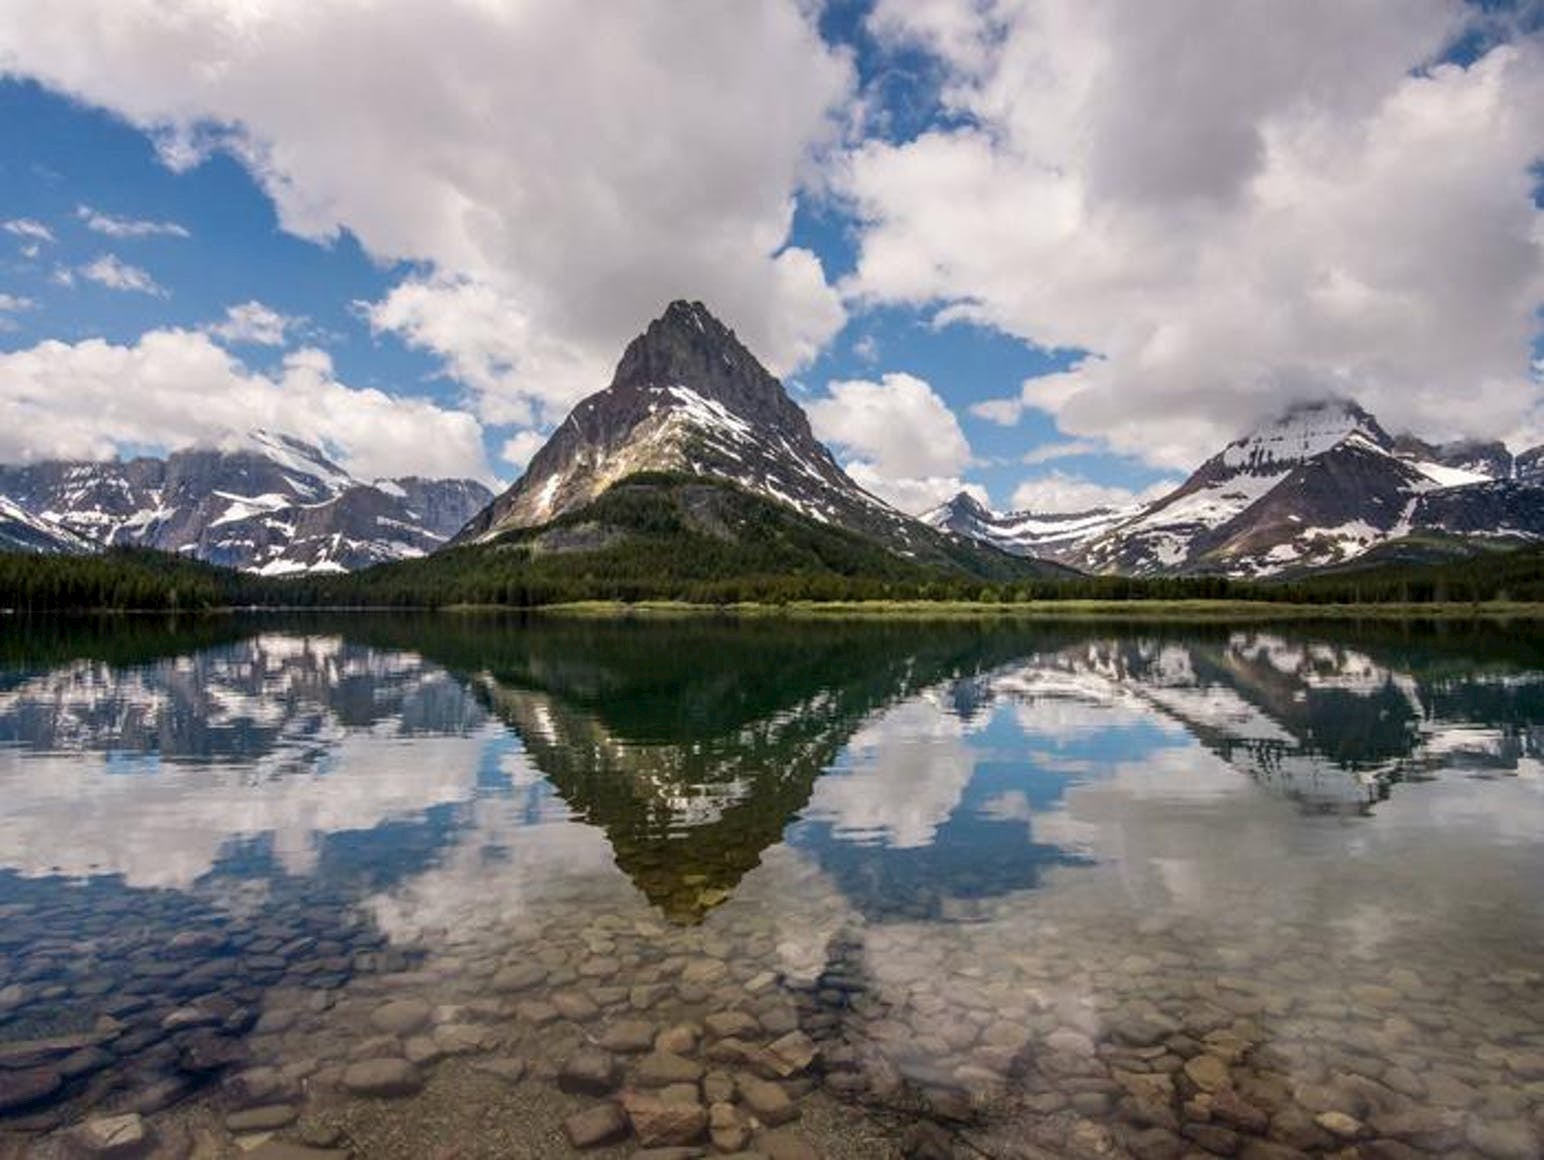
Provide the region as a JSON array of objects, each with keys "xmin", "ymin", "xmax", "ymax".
[{"xmin": 1, "ymin": 613, "xmax": 1542, "ymax": 1159}]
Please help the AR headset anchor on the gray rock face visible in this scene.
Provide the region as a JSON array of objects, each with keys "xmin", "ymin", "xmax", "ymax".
[{"xmin": 0, "ymin": 430, "xmax": 491, "ymax": 573}]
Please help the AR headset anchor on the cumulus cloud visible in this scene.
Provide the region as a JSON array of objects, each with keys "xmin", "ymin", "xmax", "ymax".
[
  {"xmin": 208, "ymin": 300, "xmax": 295, "ymax": 347},
  {"xmin": 0, "ymin": 294, "xmax": 33, "ymax": 313},
  {"xmin": 841, "ymin": 0, "xmax": 1544, "ymax": 466},
  {"xmin": 1009, "ymin": 471, "xmax": 1178, "ymax": 514},
  {"xmin": 806, "ymin": 372, "xmax": 976, "ymax": 512},
  {"xmin": 0, "ymin": 0, "xmax": 852, "ymax": 443},
  {"xmin": 362, "ymin": 275, "xmax": 608, "ymax": 428},
  {"xmin": 78, "ymin": 253, "xmax": 164, "ymax": 295},
  {"xmin": 76, "ymin": 204, "xmax": 190, "ymax": 239},
  {"xmin": 499, "ymin": 430, "xmax": 548, "ymax": 472},
  {"xmin": 0, "ymin": 328, "xmax": 491, "ymax": 481}
]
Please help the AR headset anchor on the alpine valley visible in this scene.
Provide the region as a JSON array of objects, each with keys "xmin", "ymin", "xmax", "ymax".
[{"xmin": 926, "ymin": 400, "xmax": 1544, "ymax": 577}]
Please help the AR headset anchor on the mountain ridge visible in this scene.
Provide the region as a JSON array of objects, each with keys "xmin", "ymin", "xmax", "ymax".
[
  {"xmin": 928, "ymin": 398, "xmax": 1544, "ymax": 577},
  {"xmin": 0, "ymin": 431, "xmax": 492, "ymax": 573}
]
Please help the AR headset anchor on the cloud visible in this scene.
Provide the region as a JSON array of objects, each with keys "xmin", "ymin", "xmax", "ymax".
[
  {"xmin": 2, "ymin": 218, "xmax": 54, "ymax": 244},
  {"xmin": 806, "ymin": 371, "xmax": 976, "ymax": 512},
  {"xmin": 1020, "ymin": 438, "xmax": 1102, "ymax": 465},
  {"xmin": 499, "ymin": 430, "xmax": 548, "ymax": 473},
  {"xmin": 0, "ymin": 328, "xmax": 492, "ymax": 481},
  {"xmin": 1009, "ymin": 470, "xmax": 1178, "ymax": 514},
  {"xmin": 362, "ymin": 275, "xmax": 607, "ymax": 428},
  {"xmin": 840, "ymin": 1, "xmax": 1544, "ymax": 467},
  {"xmin": 0, "ymin": 0, "xmax": 853, "ymax": 418},
  {"xmin": 76, "ymin": 204, "xmax": 190, "ymax": 238},
  {"xmin": 78, "ymin": 253, "xmax": 164, "ymax": 295},
  {"xmin": 0, "ymin": 294, "xmax": 33, "ymax": 332},
  {"xmin": 208, "ymin": 300, "xmax": 295, "ymax": 347}
]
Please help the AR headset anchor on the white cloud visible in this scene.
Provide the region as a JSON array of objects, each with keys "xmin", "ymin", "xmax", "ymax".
[
  {"xmin": 2, "ymin": 218, "xmax": 53, "ymax": 244},
  {"xmin": 499, "ymin": 429, "xmax": 548, "ymax": 472},
  {"xmin": 840, "ymin": 1, "xmax": 1544, "ymax": 467},
  {"xmin": 1009, "ymin": 470, "xmax": 1177, "ymax": 514},
  {"xmin": 363, "ymin": 275, "xmax": 606, "ymax": 428},
  {"xmin": 78, "ymin": 253, "xmax": 164, "ymax": 295},
  {"xmin": 806, "ymin": 371, "xmax": 975, "ymax": 512},
  {"xmin": 0, "ymin": 328, "xmax": 492, "ymax": 481},
  {"xmin": 0, "ymin": 294, "xmax": 32, "ymax": 332},
  {"xmin": 0, "ymin": 0, "xmax": 853, "ymax": 415},
  {"xmin": 1020, "ymin": 438, "xmax": 1102, "ymax": 465},
  {"xmin": 804, "ymin": 695, "xmax": 977, "ymax": 848},
  {"xmin": 76, "ymin": 204, "xmax": 190, "ymax": 238},
  {"xmin": 208, "ymin": 300, "xmax": 294, "ymax": 347}
]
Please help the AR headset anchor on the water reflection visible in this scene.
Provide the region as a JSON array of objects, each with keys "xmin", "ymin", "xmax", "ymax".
[{"xmin": 0, "ymin": 616, "xmax": 1541, "ymax": 1158}]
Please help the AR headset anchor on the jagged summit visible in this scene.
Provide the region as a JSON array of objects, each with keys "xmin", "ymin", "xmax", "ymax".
[
  {"xmin": 455, "ymin": 300, "xmax": 914, "ymax": 546},
  {"xmin": 941, "ymin": 491, "xmax": 992, "ymax": 521}
]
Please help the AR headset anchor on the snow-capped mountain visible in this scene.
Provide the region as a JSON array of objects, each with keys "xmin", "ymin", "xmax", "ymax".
[
  {"xmin": 0, "ymin": 430, "xmax": 492, "ymax": 573},
  {"xmin": 931, "ymin": 399, "xmax": 1544, "ymax": 576},
  {"xmin": 0, "ymin": 495, "xmax": 95, "ymax": 555},
  {"xmin": 922, "ymin": 491, "xmax": 1136, "ymax": 562},
  {"xmin": 456, "ymin": 300, "xmax": 1018, "ymax": 569}
]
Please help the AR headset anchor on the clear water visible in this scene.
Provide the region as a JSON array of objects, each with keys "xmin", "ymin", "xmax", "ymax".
[{"xmin": 1, "ymin": 614, "xmax": 1542, "ymax": 1159}]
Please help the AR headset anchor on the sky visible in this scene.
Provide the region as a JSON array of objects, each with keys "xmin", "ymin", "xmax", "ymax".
[{"xmin": 0, "ymin": 0, "xmax": 1540, "ymax": 514}]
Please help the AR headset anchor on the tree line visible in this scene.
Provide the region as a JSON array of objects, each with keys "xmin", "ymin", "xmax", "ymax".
[{"xmin": 2, "ymin": 542, "xmax": 1541, "ymax": 612}]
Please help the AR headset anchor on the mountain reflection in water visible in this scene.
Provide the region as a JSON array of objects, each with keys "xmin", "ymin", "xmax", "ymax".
[{"xmin": 0, "ymin": 615, "xmax": 1541, "ymax": 1156}]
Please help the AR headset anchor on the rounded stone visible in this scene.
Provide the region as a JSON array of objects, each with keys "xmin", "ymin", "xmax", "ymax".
[
  {"xmin": 370, "ymin": 998, "xmax": 433, "ymax": 1036},
  {"xmin": 340, "ymin": 1058, "xmax": 423, "ymax": 1098},
  {"xmin": 622, "ymin": 1090, "xmax": 708, "ymax": 1147},
  {"xmin": 738, "ymin": 1075, "xmax": 798, "ymax": 1126},
  {"xmin": 633, "ymin": 1051, "xmax": 705, "ymax": 1088},
  {"xmin": 564, "ymin": 1103, "xmax": 629, "ymax": 1150},
  {"xmin": 557, "ymin": 1048, "xmax": 619, "ymax": 1096},
  {"xmin": 1182, "ymin": 1054, "xmax": 1229, "ymax": 1092},
  {"xmin": 225, "ymin": 1104, "xmax": 299, "ymax": 1133},
  {"xmin": 63, "ymin": 1113, "xmax": 149, "ymax": 1159},
  {"xmin": 0, "ymin": 1067, "xmax": 62, "ymax": 1112}
]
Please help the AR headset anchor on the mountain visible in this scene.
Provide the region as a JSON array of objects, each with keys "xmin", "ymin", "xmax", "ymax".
[
  {"xmin": 922, "ymin": 491, "xmax": 1136, "ymax": 563},
  {"xmin": 0, "ymin": 495, "xmax": 94, "ymax": 554},
  {"xmin": 0, "ymin": 431, "xmax": 492, "ymax": 573},
  {"xmin": 930, "ymin": 399, "xmax": 1544, "ymax": 577},
  {"xmin": 455, "ymin": 300, "xmax": 1065, "ymax": 579}
]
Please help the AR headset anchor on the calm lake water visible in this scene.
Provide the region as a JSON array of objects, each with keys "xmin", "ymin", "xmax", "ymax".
[{"xmin": 1, "ymin": 614, "xmax": 1542, "ymax": 1159}]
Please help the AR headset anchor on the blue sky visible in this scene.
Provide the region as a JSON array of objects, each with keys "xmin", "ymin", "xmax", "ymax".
[{"xmin": 0, "ymin": 0, "xmax": 1539, "ymax": 511}]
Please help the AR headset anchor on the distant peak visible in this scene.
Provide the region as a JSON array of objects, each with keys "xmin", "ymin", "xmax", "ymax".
[{"xmin": 947, "ymin": 490, "xmax": 993, "ymax": 519}]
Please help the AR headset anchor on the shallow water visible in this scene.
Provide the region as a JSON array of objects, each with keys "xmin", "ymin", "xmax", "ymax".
[{"xmin": 1, "ymin": 614, "xmax": 1542, "ymax": 1159}]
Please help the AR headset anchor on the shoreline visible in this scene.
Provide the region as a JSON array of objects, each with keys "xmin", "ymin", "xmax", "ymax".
[
  {"xmin": 8, "ymin": 599, "xmax": 1544, "ymax": 621},
  {"xmin": 518, "ymin": 598, "xmax": 1544, "ymax": 620}
]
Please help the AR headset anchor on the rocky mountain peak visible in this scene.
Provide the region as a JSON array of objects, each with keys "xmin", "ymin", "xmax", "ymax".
[
  {"xmin": 607, "ymin": 300, "xmax": 792, "ymax": 429},
  {"xmin": 938, "ymin": 491, "xmax": 992, "ymax": 521}
]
